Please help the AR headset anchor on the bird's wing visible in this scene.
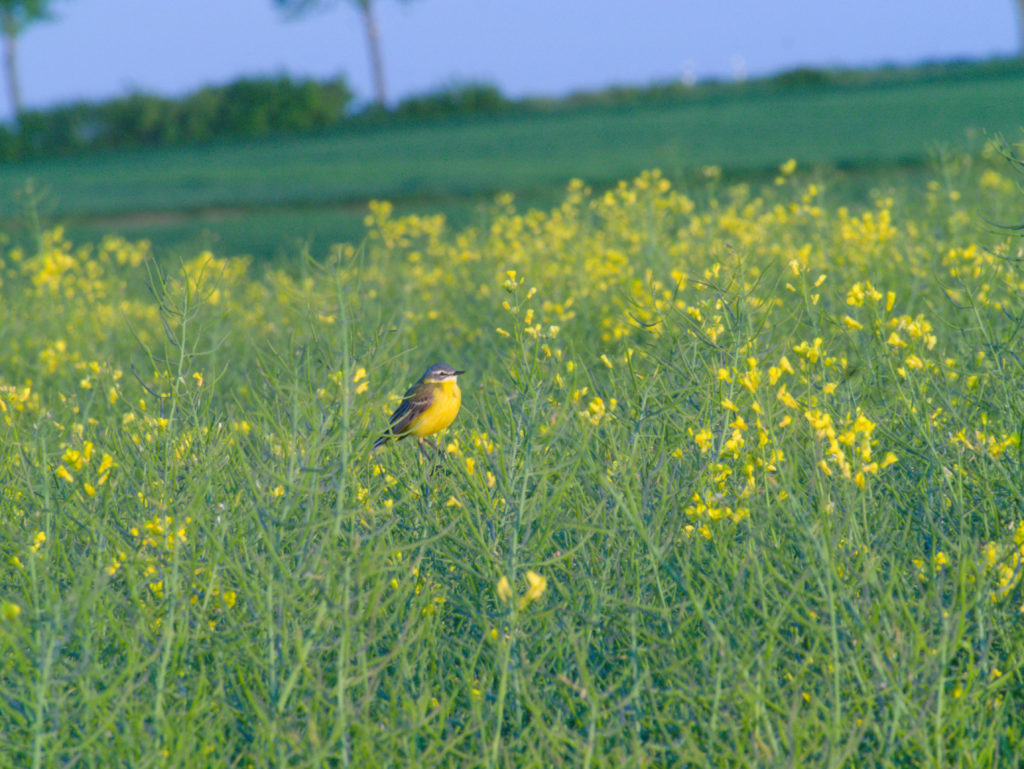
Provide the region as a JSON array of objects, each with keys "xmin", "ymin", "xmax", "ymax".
[{"xmin": 386, "ymin": 384, "xmax": 434, "ymax": 437}]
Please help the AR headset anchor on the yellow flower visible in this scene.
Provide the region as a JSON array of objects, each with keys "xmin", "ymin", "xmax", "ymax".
[
  {"xmin": 519, "ymin": 571, "xmax": 548, "ymax": 608},
  {"xmin": 581, "ymin": 396, "xmax": 613, "ymax": 425},
  {"xmin": 842, "ymin": 315, "xmax": 863, "ymax": 331},
  {"xmin": 350, "ymin": 367, "xmax": 369, "ymax": 394},
  {"xmin": 776, "ymin": 385, "xmax": 798, "ymax": 410},
  {"xmin": 693, "ymin": 428, "xmax": 713, "ymax": 453},
  {"xmin": 739, "ymin": 368, "xmax": 761, "ymax": 394},
  {"xmin": 496, "ymin": 576, "xmax": 512, "ymax": 603},
  {"xmin": 98, "ymin": 453, "xmax": 115, "ymax": 476}
]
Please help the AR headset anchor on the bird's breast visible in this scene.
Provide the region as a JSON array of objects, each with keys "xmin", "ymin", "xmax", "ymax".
[
  {"xmin": 445, "ymin": 380, "xmax": 462, "ymax": 408},
  {"xmin": 409, "ymin": 380, "xmax": 461, "ymax": 437}
]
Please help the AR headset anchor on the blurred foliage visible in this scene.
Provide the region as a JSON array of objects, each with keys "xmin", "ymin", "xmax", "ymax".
[
  {"xmin": 390, "ymin": 82, "xmax": 509, "ymax": 121},
  {"xmin": 0, "ymin": 74, "xmax": 355, "ymax": 158}
]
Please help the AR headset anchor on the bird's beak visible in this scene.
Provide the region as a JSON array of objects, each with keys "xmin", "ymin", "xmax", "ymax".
[{"xmin": 454, "ymin": 370, "xmax": 466, "ymax": 375}]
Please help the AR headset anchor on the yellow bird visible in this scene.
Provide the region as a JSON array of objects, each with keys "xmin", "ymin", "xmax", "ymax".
[{"xmin": 373, "ymin": 362, "xmax": 465, "ymax": 454}]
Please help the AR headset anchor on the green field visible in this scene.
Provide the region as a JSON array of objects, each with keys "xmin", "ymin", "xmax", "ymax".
[
  {"xmin": 1, "ymin": 58, "xmax": 1023, "ymax": 259},
  {"xmin": 2, "ymin": 61, "xmax": 1024, "ymax": 766}
]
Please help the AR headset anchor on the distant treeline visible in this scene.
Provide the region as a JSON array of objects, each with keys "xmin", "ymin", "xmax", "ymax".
[
  {"xmin": 0, "ymin": 76, "xmax": 355, "ymax": 160},
  {"xmin": 2, "ymin": 57, "xmax": 1022, "ymax": 161}
]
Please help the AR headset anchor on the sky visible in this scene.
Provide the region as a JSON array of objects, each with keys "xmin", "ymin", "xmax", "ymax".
[{"xmin": 6, "ymin": 0, "xmax": 1020, "ymax": 121}]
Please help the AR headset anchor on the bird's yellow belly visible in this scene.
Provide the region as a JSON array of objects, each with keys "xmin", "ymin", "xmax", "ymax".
[{"xmin": 409, "ymin": 382, "xmax": 461, "ymax": 438}]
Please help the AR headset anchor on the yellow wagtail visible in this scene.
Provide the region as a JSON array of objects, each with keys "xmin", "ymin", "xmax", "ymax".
[{"xmin": 373, "ymin": 362, "xmax": 465, "ymax": 454}]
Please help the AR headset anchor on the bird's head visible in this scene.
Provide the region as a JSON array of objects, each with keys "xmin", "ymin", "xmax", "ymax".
[{"xmin": 422, "ymin": 362, "xmax": 465, "ymax": 383}]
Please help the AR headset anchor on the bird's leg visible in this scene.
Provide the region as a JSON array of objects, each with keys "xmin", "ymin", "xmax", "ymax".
[
  {"xmin": 419, "ymin": 437, "xmax": 447, "ymax": 478},
  {"xmin": 417, "ymin": 438, "xmax": 433, "ymax": 460}
]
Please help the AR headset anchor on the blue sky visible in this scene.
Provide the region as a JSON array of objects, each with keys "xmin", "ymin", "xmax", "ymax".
[{"xmin": 8, "ymin": 0, "xmax": 1019, "ymax": 120}]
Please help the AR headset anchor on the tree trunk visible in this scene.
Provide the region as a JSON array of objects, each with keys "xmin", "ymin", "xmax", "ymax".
[
  {"xmin": 1, "ymin": 11, "xmax": 22, "ymax": 124},
  {"xmin": 1017, "ymin": 0, "xmax": 1024, "ymax": 54},
  {"xmin": 359, "ymin": 0, "xmax": 387, "ymax": 106}
]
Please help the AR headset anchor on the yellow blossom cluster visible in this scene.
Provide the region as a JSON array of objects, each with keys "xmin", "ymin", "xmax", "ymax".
[
  {"xmin": 1, "ymin": 153, "xmax": 1021, "ymax": 662},
  {"xmin": 984, "ymin": 523, "xmax": 1024, "ymax": 608},
  {"xmin": 803, "ymin": 408, "xmax": 897, "ymax": 488},
  {"xmin": 496, "ymin": 570, "xmax": 548, "ymax": 610}
]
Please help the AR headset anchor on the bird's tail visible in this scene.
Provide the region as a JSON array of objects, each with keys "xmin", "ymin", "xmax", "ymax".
[{"xmin": 372, "ymin": 434, "xmax": 391, "ymax": 452}]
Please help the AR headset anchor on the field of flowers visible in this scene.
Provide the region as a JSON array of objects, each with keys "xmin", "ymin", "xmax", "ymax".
[{"xmin": 1, "ymin": 151, "xmax": 1023, "ymax": 766}]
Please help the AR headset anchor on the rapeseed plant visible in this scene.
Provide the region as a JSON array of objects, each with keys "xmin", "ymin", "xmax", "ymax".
[{"xmin": 1, "ymin": 151, "xmax": 1023, "ymax": 766}]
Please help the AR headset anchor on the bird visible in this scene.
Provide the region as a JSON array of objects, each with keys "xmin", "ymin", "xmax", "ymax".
[{"xmin": 373, "ymin": 362, "xmax": 465, "ymax": 455}]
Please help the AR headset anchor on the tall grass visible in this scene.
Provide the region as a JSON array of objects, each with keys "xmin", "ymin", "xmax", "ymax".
[{"xmin": 1, "ymin": 153, "xmax": 1023, "ymax": 766}]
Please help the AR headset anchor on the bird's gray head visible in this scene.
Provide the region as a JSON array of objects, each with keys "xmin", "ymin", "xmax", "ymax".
[{"xmin": 422, "ymin": 362, "xmax": 466, "ymax": 382}]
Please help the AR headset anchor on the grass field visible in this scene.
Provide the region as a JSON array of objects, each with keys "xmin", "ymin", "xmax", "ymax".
[
  {"xmin": 1, "ymin": 58, "xmax": 1023, "ymax": 260},
  {"xmin": 2, "ymin": 134, "xmax": 1024, "ymax": 765}
]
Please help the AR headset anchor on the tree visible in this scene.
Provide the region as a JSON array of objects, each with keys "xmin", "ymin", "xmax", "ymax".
[
  {"xmin": 0, "ymin": 0, "xmax": 55, "ymax": 124},
  {"xmin": 275, "ymin": 0, "xmax": 411, "ymax": 107}
]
